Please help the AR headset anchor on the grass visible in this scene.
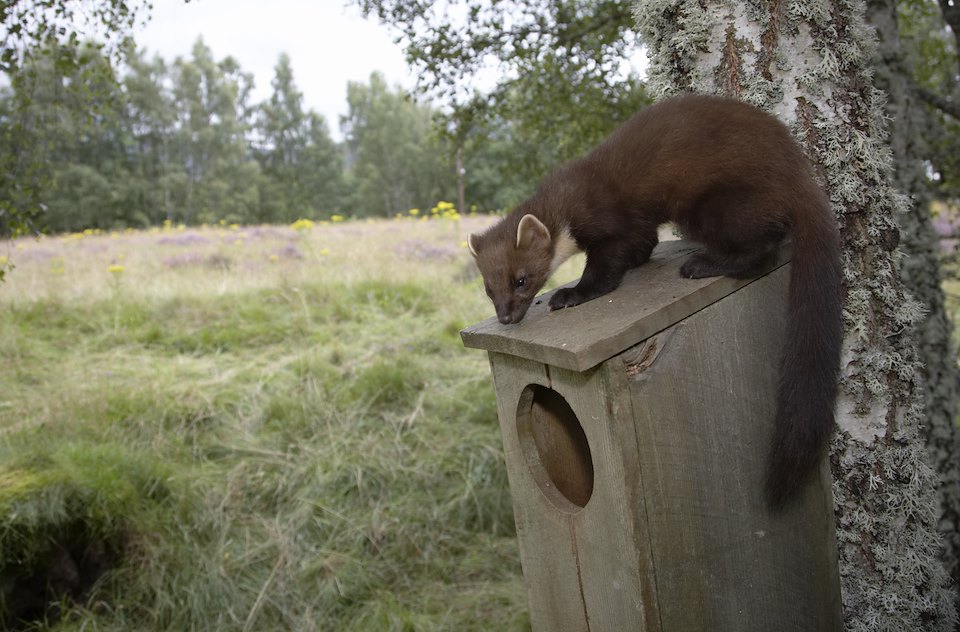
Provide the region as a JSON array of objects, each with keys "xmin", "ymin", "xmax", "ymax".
[{"xmin": 0, "ymin": 215, "xmax": 587, "ymax": 630}]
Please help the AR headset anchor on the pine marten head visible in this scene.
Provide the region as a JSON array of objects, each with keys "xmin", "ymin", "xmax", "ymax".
[{"xmin": 468, "ymin": 214, "xmax": 557, "ymax": 325}]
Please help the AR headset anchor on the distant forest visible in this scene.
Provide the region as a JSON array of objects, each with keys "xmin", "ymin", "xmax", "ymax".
[{"xmin": 0, "ymin": 38, "xmax": 590, "ymax": 234}]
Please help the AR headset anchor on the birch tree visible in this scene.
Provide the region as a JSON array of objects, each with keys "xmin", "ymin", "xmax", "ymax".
[
  {"xmin": 631, "ymin": 0, "xmax": 958, "ymax": 626},
  {"xmin": 866, "ymin": 0, "xmax": 960, "ymax": 601}
]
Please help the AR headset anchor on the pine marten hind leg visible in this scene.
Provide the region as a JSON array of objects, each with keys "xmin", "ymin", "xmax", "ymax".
[{"xmin": 680, "ymin": 242, "xmax": 781, "ymax": 280}]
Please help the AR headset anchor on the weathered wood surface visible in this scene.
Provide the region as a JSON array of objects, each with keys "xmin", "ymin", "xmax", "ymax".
[
  {"xmin": 490, "ymin": 352, "xmax": 662, "ymax": 631},
  {"xmin": 461, "ymin": 239, "xmax": 792, "ymax": 372},
  {"xmin": 615, "ymin": 264, "xmax": 841, "ymax": 631},
  {"xmin": 473, "ymin": 256, "xmax": 842, "ymax": 631}
]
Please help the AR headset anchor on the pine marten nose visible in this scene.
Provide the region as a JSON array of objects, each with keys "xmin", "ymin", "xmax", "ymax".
[{"xmin": 499, "ymin": 314, "xmax": 513, "ymax": 324}]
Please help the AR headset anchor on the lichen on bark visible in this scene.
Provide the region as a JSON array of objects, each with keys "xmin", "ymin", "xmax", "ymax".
[{"xmin": 866, "ymin": 0, "xmax": 960, "ymax": 608}]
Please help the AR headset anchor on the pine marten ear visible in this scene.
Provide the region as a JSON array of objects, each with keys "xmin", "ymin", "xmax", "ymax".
[
  {"xmin": 516, "ymin": 214, "xmax": 551, "ymax": 250},
  {"xmin": 467, "ymin": 233, "xmax": 481, "ymax": 258}
]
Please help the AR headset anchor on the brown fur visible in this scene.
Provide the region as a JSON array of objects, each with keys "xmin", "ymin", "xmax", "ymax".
[{"xmin": 469, "ymin": 93, "xmax": 843, "ymax": 508}]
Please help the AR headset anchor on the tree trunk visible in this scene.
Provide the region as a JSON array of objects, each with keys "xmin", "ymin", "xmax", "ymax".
[
  {"xmin": 456, "ymin": 144, "xmax": 466, "ymax": 214},
  {"xmin": 632, "ymin": 0, "xmax": 959, "ymax": 627},
  {"xmin": 866, "ymin": 0, "xmax": 960, "ymax": 613}
]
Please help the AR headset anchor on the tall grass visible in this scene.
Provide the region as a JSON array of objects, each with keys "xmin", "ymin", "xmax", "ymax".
[{"xmin": 0, "ymin": 216, "xmax": 586, "ymax": 630}]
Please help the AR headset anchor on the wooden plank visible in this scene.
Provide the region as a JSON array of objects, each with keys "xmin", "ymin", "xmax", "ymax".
[
  {"xmin": 619, "ymin": 265, "xmax": 842, "ymax": 631},
  {"xmin": 487, "ymin": 352, "xmax": 662, "ymax": 631},
  {"xmin": 487, "ymin": 353, "xmax": 592, "ymax": 631},
  {"xmin": 460, "ymin": 240, "xmax": 792, "ymax": 372},
  {"xmin": 560, "ymin": 363, "xmax": 662, "ymax": 632}
]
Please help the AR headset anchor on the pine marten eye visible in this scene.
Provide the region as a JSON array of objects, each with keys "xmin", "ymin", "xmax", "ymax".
[{"xmin": 513, "ymin": 276, "xmax": 527, "ymax": 290}]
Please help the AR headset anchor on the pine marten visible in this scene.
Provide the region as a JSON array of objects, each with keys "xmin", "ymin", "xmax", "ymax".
[{"xmin": 468, "ymin": 93, "xmax": 842, "ymax": 508}]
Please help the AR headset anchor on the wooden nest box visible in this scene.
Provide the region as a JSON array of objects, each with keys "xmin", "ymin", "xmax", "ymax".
[{"xmin": 461, "ymin": 240, "xmax": 842, "ymax": 632}]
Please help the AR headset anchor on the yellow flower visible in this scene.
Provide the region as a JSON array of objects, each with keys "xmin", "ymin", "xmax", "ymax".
[
  {"xmin": 0, "ymin": 255, "xmax": 7, "ymax": 265},
  {"xmin": 330, "ymin": 215, "xmax": 345, "ymax": 223},
  {"xmin": 269, "ymin": 254, "xmax": 279, "ymax": 263},
  {"xmin": 319, "ymin": 248, "xmax": 331, "ymax": 256},
  {"xmin": 291, "ymin": 218, "xmax": 315, "ymax": 232},
  {"xmin": 107, "ymin": 265, "xmax": 125, "ymax": 275},
  {"xmin": 409, "ymin": 208, "xmax": 420, "ymax": 216},
  {"xmin": 430, "ymin": 201, "xmax": 458, "ymax": 216}
]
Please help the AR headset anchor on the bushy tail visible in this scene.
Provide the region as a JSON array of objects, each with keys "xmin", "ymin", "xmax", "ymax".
[{"xmin": 766, "ymin": 197, "xmax": 843, "ymax": 509}]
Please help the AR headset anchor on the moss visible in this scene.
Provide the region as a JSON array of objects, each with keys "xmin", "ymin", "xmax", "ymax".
[{"xmin": 0, "ymin": 443, "xmax": 178, "ymax": 628}]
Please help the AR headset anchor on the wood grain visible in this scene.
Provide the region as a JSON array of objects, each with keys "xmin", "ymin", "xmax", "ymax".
[{"xmin": 616, "ymin": 266, "xmax": 842, "ymax": 631}]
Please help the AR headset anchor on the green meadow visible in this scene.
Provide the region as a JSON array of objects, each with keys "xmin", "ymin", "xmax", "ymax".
[{"xmin": 0, "ymin": 214, "xmax": 586, "ymax": 631}]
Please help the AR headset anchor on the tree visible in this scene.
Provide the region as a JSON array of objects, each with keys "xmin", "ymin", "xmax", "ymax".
[
  {"xmin": 1, "ymin": 40, "xmax": 135, "ymax": 233},
  {"xmin": 1, "ymin": 0, "xmax": 152, "ymax": 74},
  {"xmin": 0, "ymin": 0, "xmax": 159, "ymax": 237},
  {"xmin": 458, "ymin": 115, "xmax": 546, "ymax": 212},
  {"xmin": 901, "ymin": 0, "xmax": 960, "ymax": 200},
  {"xmin": 167, "ymin": 39, "xmax": 261, "ymax": 224},
  {"xmin": 0, "ymin": 38, "xmax": 275, "ymax": 232},
  {"xmin": 255, "ymin": 53, "xmax": 345, "ymax": 221},
  {"xmin": 353, "ymin": 0, "xmax": 651, "ymax": 201},
  {"xmin": 867, "ymin": 0, "xmax": 960, "ymax": 603},
  {"xmin": 352, "ymin": 1, "xmax": 957, "ymax": 210},
  {"xmin": 633, "ymin": 0, "xmax": 958, "ymax": 627},
  {"xmin": 257, "ymin": 52, "xmax": 307, "ymax": 221},
  {"xmin": 1, "ymin": 36, "xmax": 354, "ymax": 231},
  {"xmin": 297, "ymin": 112, "xmax": 347, "ymax": 217},
  {"xmin": 353, "ymin": 1, "xmax": 645, "ymax": 139},
  {"xmin": 122, "ymin": 46, "xmax": 179, "ymax": 226},
  {"xmin": 341, "ymin": 72, "xmax": 451, "ymax": 216}
]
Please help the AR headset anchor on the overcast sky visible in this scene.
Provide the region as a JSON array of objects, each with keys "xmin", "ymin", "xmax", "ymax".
[{"xmin": 134, "ymin": 0, "xmax": 417, "ymax": 141}]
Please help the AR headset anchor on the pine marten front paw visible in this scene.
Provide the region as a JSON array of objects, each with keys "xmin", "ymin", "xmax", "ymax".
[{"xmin": 549, "ymin": 288, "xmax": 583, "ymax": 311}]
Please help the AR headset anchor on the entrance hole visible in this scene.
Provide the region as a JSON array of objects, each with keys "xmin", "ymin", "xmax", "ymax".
[{"xmin": 516, "ymin": 385, "xmax": 594, "ymax": 511}]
